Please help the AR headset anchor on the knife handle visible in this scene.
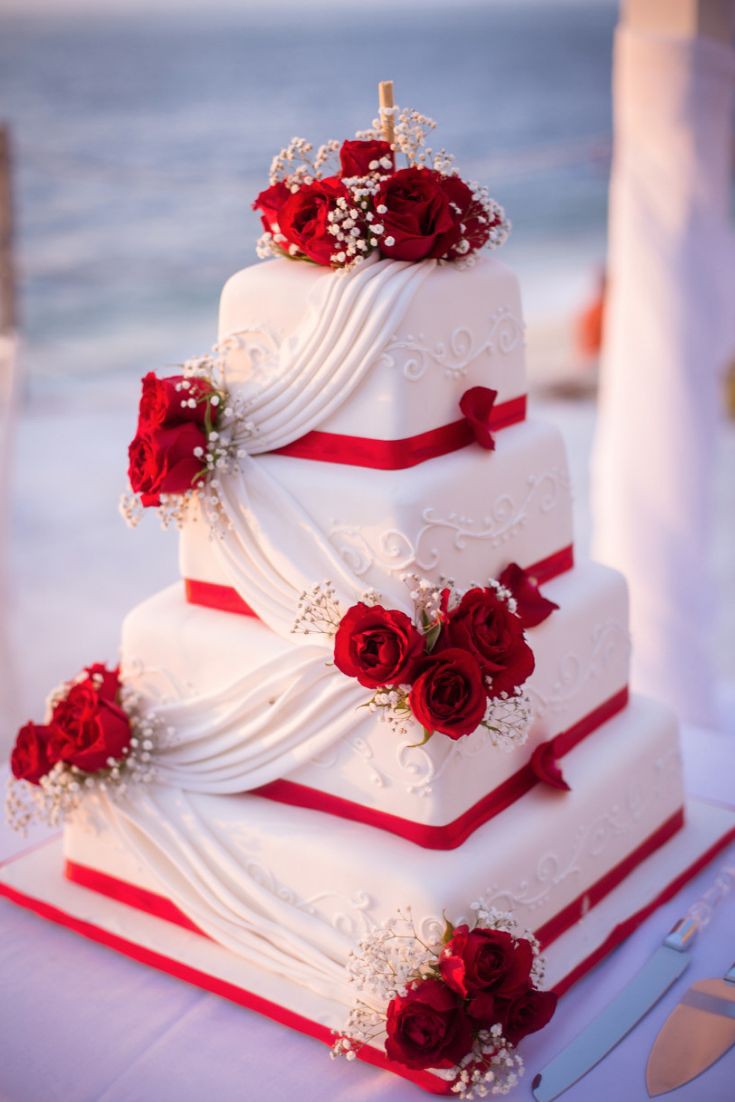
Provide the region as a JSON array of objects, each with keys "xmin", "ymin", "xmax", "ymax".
[{"xmin": 663, "ymin": 916, "xmax": 699, "ymax": 952}]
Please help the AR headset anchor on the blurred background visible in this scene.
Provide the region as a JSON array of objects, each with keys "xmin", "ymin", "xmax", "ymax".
[{"xmin": 0, "ymin": 0, "xmax": 732, "ymax": 747}]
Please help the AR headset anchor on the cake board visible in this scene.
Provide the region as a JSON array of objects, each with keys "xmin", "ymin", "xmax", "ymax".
[{"xmin": 1, "ymin": 796, "xmax": 734, "ymax": 1096}]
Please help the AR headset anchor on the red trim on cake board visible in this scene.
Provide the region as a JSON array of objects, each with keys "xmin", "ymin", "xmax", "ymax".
[
  {"xmin": 271, "ymin": 394, "xmax": 527, "ymax": 470},
  {"xmin": 2, "ymin": 810, "xmax": 734, "ymax": 1097},
  {"xmin": 184, "ymin": 544, "xmax": 575, "ymax": 620}
]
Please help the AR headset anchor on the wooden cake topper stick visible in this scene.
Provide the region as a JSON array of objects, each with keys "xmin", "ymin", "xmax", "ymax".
[{"xmin": 378, "ymin": 81, "xmax": 395, "ymax": 145}]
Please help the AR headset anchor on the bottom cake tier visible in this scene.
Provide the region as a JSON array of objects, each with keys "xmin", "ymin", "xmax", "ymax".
[
  {"xmin": 3, "ymin": 796, "xmax": 735, "ymax": 1095},
  {"xmin": 62, "ymin": 695, "xmax": 681, "ymax": 992}
]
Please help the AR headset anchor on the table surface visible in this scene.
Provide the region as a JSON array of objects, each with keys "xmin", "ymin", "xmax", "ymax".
[{"xmin": 1, "ymin": 727, "xmax": 734, "ymax": 1102}]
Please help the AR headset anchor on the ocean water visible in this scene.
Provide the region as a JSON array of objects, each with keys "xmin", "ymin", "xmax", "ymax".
[{"xmin": 0, "ymin": 1, "xmax": 617, "ymax": 391}]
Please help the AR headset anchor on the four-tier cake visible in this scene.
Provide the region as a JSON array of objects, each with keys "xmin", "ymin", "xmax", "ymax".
[{"xmin": 4, "ymin": 92, "xmax": 734, "ymax": 1097}]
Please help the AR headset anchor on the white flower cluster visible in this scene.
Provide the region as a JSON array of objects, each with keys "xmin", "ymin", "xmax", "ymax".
[
  {"xmin": 292, "ymin": 581, "xmax": 345, "ymax": 637},
  {"xmin": 481, "ymin": 690, "xmax": 533, "ymax": 752},
  {"xmin": 5, "ymin": 683, "xmax": 165, "ymax": 835},
  {"xmin": 332, "ymin": 902, "xmax": 542, "ymax": 1098},
  {"xmin": 268, "ymin": 136, "xmax": 341, "ymax": 189}
]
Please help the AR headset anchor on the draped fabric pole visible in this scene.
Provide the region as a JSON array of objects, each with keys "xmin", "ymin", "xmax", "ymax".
[{"xmin": 591, "ymin": 0, "xmax": 735, "ymax": 729}]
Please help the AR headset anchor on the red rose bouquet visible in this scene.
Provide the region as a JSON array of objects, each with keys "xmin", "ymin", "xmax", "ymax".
[
  {"xmin": 6, "ymin": 663, "xmax": 159, "ymax": 832},
  {"xmin": 332, "ymin": 900, "xmax": 557, "ymax": 1097},
  {"xmin": 294, "ymin": 571, "xmax": 535, "ymax": 748},
  {"xmin": 253, "ymin": 107, "xmax": 509, "ymax": 271},
  {"xmin": 121, "ymin": 351, "xmax": 254, "ymax": 529}
]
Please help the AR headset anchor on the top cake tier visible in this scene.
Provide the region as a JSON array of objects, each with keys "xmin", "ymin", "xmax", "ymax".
[{"xmin": 217, "ymin": 254, "xmax": 526, "ymax": 442}]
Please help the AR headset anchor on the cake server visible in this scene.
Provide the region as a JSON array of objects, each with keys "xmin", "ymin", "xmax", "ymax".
[
  {"xmin": 645, "ymin": 960, "xmax": 735, "ymax": 1096},
  {"xmin": 531, "ymin": 916, "xmax": 699, "ymax": 1102}
]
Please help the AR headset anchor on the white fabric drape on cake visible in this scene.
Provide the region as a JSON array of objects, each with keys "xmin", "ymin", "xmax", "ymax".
[
  {"xmin": 591, "ymin": 25, "xmax": 735, "ymax": 729},
  {"xmin": 98, "ymin": 260, "xmax": 452, "ymax": 997},
  {"xmin": 233, "ymin": 254, "xmax": 435, "ymax": 455},
  {"xmin": 143, "ymin": 640, "xmax": 368, "ymax": 793},
  {"xmin": 95, "ymin": 787, "xmax": 354, "ymax": 1003},
  {"xmin": 127, "ymin": 256, "xmax": 430, "ymax": 794}
]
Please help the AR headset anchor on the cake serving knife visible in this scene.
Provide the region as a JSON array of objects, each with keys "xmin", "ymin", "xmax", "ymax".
[
  {"xmin": 531, "ymin": 916, "xmax": 699, "ymax": 1102},
  {"xmin": 532, "ymin": 858, "xmax": 735, "ymax": 1100},
  {"xmin": 645, "ymin": 960, "xmax": 735, "ymax": 1096}
]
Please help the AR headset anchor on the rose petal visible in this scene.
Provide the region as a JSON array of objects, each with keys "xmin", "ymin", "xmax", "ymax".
[
  {"xmin": 459, "ymin": 386, "xmax": 498, "ymax": 450},
  {"xmin": 498, "ymin": 562, "xmax": 559, "ymax": 627}
]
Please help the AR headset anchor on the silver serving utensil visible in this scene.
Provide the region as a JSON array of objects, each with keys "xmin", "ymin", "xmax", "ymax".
[{"xmin": 531, "ymin": 917, "xmax": 699, "ymax": 1102}]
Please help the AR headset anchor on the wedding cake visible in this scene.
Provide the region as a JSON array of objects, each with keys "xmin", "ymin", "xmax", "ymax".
[{"xmin": 6, "ymin": 92, "xmax": 727, "ymax": 1096}]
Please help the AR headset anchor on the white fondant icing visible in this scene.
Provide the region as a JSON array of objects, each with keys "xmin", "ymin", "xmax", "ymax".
[
  {"xmin": 182, "ymin": 420, "xmax": 574, "ymax": 621},
  {"xmin": 221, "ymin": 255, "xmax": 435, "ymax": 454},
  {"xmin": 64, "ymin": 695, "xmax": 683, "ymax": 1007},
  {"xmin": 120, "ymin": 561, "xmax": 630, "ymax": 825},
  {"xmin": 218, "ymin": 253, "xmax": 526, "ymax": 440}
]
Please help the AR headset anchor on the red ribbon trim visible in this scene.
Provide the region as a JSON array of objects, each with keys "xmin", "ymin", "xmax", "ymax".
[
  {"xmin": 184, "ymin": 579, "xmax": 257, "ymax": 618},
  {"xmin": 184, "ymin": 544, "xmax": 575, "ymax": 621},
  {"xmin": 536, "ymin": 807, "xmax": 685, "ymax": 949},
  {"xmin": 5, "ymin": 813, "xmax": 734, "ymax": 1094},
  {"xmin": 551, "ymin": 818, "xmax": 735, "ymax": 997},
  {"xmin": 254, "ymin": 687, "xmax": 629, "ymax": 849},
  {"xmin": 270, "ymin": 395, "xmax": 527, "ymax": 470}
]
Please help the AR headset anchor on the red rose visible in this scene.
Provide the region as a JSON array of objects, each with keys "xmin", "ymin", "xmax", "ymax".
[
  {"xmin": 497, "ymin": 562, "xmax": 559, "ymax": 628},
  {"xmin": 81, "ymin": 663, "xmax": 122, "ymax": 704},
  {"xmin": 375, "ymin": 167, "xmax": 458, "ymax": 262},
  {"xmin": 385, "ymin": 979, "xmax": 474, "ymax": 1070},
  {"xmin": 51, "ymin": 682, "xmax": 131, "ymax": 773},
  {"xmin": 440, "ymin": 925, "xmax": 534, "ymax": 999},
  {"xmin": 499, "ymin": 987, "xmax": 557, "ymax": 1046},
  {"xmin": 409, "ymin": 648, "xmax": 487, "ymax": 739},
  {"xmin": 334, "ymin": 603, "xmax": 424, "ymax": 689},
  {"xmin": 278, "ymin": 176, "xmax": 348, "ymax": 266},
  {"xmin": 459, "ymin": 386, "xmax": 498, "ymax": 451},
  {"xmin": 445, "ymin": 587, "xmax": 535, "ymax": 698},
  {"xmin": 435, "ymin": 174, "xmax": 497, "ymax": 259},
  {"xmin": 137, "ymin": 372, "xmax": 213, "ymax": 433},
  {"xmin": 252, "ymin": 181, "xmax": 291, "ymax": 237},
  {"xmin": 11, "ymin": 722, "xmax": 59, "ymax": 785},
  {"xmin": 339, "ymin": 139, "xmax": 394, "ymax": 178},
  {"xmin": 127, "ymin": 422, "xmax": 207, "ymax": 499}
]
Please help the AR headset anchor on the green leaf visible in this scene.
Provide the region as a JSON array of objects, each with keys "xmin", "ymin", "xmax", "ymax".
[
  {"xmin": 441, "ymin": 915, "xmax": 455, "ymax": 944},
  {"xmin": 424, "ymin": 621, "xmax": 442, "ymax": 653},
  {"xmin": 406, "ymin": 726, "xmax": 434, "ymax": 749}
]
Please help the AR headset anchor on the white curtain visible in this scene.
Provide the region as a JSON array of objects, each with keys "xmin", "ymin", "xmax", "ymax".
[{"xmin": 592, "ymin": 25, "xmax": 735, "ymax": 729}]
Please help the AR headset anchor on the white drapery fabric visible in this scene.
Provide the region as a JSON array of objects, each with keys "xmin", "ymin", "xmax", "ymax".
[
  {"xmin": 236, "ymin": 255, "xmax": 435, "ymax": 454},
  {"xmin": 108, "ymin": 260, "xmax": 444, "ymax": 998},
  {"xmin": 125, "ymin": 258, "xmax": 429, "ymax": 795},
  {"xmin": 592, "ymin": 26, "xmax": 735, "ymax": 728},
  {"xmin": 96, "ymin": 787, "xmax": 354, "ymax": 1003},
  {"xmin": 144, "ymin": 640, "xmax": 368, "ymax": 794}
]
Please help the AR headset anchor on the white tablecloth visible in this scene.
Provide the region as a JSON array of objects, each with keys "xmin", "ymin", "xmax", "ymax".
[{"xmin": 1, "ymin": 727, "xmax": 734, "ymax": 1102}]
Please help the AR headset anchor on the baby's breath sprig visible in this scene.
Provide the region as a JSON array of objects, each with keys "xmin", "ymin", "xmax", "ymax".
[
  {"xmin": 481, "ymin": 691, "xmax": 532, "ymax": 751},
  {"xmin": 292, "ymin": 581, "xmax": 345, "ymax": 637}
]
